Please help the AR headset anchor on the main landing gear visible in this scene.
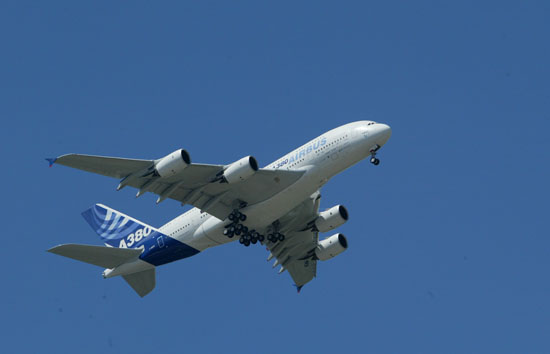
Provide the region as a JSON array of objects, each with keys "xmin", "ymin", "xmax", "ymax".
[
  {"xmin": 223, "ymin": 209, "xmax": 265, "ymax": 247},
  {"xmin": 267, "ymin": 233, "xmax": 285, "ymax": 243},
  {"xmin": 223, "ymin": 210, "xmax": 285, "ymax": 247},
  {"xmin": 369, "ymin": 145, "xmax": 381, "ymax": 166},
  {"xmin": 266, "ymin": 220, "xmax": 285, "ymax": 243}
]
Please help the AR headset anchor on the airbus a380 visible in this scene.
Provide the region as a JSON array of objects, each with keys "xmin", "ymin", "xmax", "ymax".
[{"xmin": 48, "ymin": 121, "xmax": 391, "ymax": 296}]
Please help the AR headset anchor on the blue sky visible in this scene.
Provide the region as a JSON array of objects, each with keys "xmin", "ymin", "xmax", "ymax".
[{"xmin": 2, "ymin": 1, "xmax": 549, "ymax": 353}]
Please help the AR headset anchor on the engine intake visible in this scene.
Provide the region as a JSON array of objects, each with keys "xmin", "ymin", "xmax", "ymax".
[
  {"xmin": 155, "ymin": 149, "xmax": 191, "ymax": 178},
  {"xmin": 315, "ymin": 233, "xmax": 348, "ymax": 261},
  {"xmin": 314, "ymin": 205, "xmax": 349, "ymax": 233},
  {"xmin": 223, "ymin": 156, "xmax": 258, "ymax": 183}
]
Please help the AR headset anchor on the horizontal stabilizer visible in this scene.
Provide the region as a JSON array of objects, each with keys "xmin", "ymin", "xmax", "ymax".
[
  {"xmin": 48, "ymin": 244, "xmax": 142, "ymax": 268},
  {"xmin": 123, "ymin": 269, "xmax": 156, "ymax": 297}
]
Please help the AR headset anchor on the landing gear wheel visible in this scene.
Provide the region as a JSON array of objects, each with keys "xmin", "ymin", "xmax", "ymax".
[
  {"xmin": 235, "ymin": 229, "xmax": 242, "ymax": 236},
  {"xmin": 278, "ymin": 233, "xmax": 285, "ymax": 242},
  {"xmin": 244, "ymin": 240, "xmax": 250, "ymax": 247},
  {"xmin": 251, "ymin": 237, "xmax": 257, "ymax": 244},
  {"xmin": 242, "ymin": 226, "xmax": 248, "ymax": 234},
  {"xmin": 258, "ymin": 234, "xmax": 265, "ymax": 242},
  {"xmin": 239, "ymin": 214, "xmax": 247, "ymax": 222},
  {"xmin": 267, "ymin": 234, "xmax": 274, "ymax": 242},
  {"xmin": 239, "ymin": 237, "xmax": 245, "ymax": 244},
  {"xmin": 228, "ymin": 214, "xmax": 235, "ymax": 221},
  {"xmin": 370, "ymin": 145, "xmax": 381, "ymax": 165}
]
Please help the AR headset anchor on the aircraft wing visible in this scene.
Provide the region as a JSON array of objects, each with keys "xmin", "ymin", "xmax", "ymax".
[
  {"xmin": 51, "ymin": 153, "xmax": 305, "ymax": 220},
  {"xmin": 264, "ymin": 192, "xmax": 322, "ymax": 290},
  {"xmin": 52, "ymin": 154, "xmax": 153, "ymax": 179}
]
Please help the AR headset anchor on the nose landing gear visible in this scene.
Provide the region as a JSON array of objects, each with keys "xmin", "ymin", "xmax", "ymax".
[{"xmin": 369, "ymin": 145, "xmax": 381, "ymax": 166}]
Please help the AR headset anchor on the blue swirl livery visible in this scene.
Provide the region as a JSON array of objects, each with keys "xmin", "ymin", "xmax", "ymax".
[
  {"xmin": 81, "ymin": 204, "xmax": 199, "ymax": 266},
  {"xmin": 81, "ymin": 204, "xmax": 152, "ymax": 248}
]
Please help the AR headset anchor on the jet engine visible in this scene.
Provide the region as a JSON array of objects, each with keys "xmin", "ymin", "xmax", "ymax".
[
  {"xmin": 223, "ymin": 156, "xmax": 258, "ymax": 183},
  {"xmin": 315, "ymin": 233, "xmax": 348, "ymax": 261},
  {"xmin": 155, "ymin": 149, "xmax": 191, "ymax": 178},
  {"xmin": 314, "ymin": 205, "xmax": 349, "ymax": 233}
]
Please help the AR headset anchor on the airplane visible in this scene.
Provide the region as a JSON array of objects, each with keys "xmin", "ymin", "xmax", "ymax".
[{"xmin": 47, "ymin": 121, "xmax": 392, "ymax": 297}]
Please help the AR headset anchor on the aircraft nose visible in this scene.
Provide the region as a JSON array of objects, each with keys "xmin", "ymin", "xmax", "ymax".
[
  {"xmin": 372, "ymin": 123, "xmax": 392, "ymax": 146},
  {"xmin": 379, "ymin": 123, "xmax": 392, "ymax": 143}
]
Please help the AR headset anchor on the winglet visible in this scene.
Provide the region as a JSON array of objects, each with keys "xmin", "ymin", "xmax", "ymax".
[
  {"xmin": 45, "ymin": 157, "xmax": 57, "ymax": 167},
  {"xmin": 294, "ymin": 284, "xmax": 304, "ymax": 294}
]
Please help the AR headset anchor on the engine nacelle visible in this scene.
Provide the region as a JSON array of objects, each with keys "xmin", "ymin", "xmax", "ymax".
[
  {"xmin": 315, "ymin": 233, "xmax": 348, "ymax": 261},
  {"xmin": 314, "ymin": 205, "xmax": 349, "ymax": 233},
  {"xmin": 223, "ymin": 156, "xmax": 258, "ymax": 183},
  {"xmin": 155, "ymin": 149, "xmax": 191, "ymax": 178}
]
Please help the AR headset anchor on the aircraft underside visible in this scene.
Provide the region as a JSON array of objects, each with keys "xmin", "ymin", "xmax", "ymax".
[{"xmin": 48, "ymin": 121, "xmax": 392, "ymax": 296}]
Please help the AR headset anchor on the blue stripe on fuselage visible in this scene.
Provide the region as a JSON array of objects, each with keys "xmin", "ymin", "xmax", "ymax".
[{"xmin": 139, "ymin": 231, "xmax": 200, "ymax": 266}]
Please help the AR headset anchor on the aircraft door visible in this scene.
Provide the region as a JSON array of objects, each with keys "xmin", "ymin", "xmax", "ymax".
[{"xmin": 157, "ymin": 235, "xmax": 165, "ymax": 248}]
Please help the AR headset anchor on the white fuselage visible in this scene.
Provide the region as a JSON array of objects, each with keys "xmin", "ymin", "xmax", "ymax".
[{"xmin": 159, "ymin": 121, "xmax": 391, "ymax": 252}]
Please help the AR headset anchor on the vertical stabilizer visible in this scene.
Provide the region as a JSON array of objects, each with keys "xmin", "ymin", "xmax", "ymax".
[
  {"xmin": 81, "ymin": 204, "xmax": 156, "ymax": 248},
  {"xmin": 122, "ymin": 269, "xmax": 156, "ymax": 297}
]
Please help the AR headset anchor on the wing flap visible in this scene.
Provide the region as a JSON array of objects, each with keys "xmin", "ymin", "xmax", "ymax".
[
  {"xmin": 286, "ymin": 259, "xmax": 317, "ymax": 286},
  {"xmin": 264, "ymin": 192, "xmax": 321, "ymax": 288},
  {"xmin": 267, "ymin": 230, "xmax": 318, "ymax": 287}
]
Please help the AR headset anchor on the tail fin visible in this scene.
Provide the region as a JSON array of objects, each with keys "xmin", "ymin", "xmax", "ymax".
[
  {"xmin": 81, "ymin": 204, "xmax": 155, "ymax": 248},
  {"xmin": 123, "ymin": 269, "xmax": 156, "ymax": 297}
]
